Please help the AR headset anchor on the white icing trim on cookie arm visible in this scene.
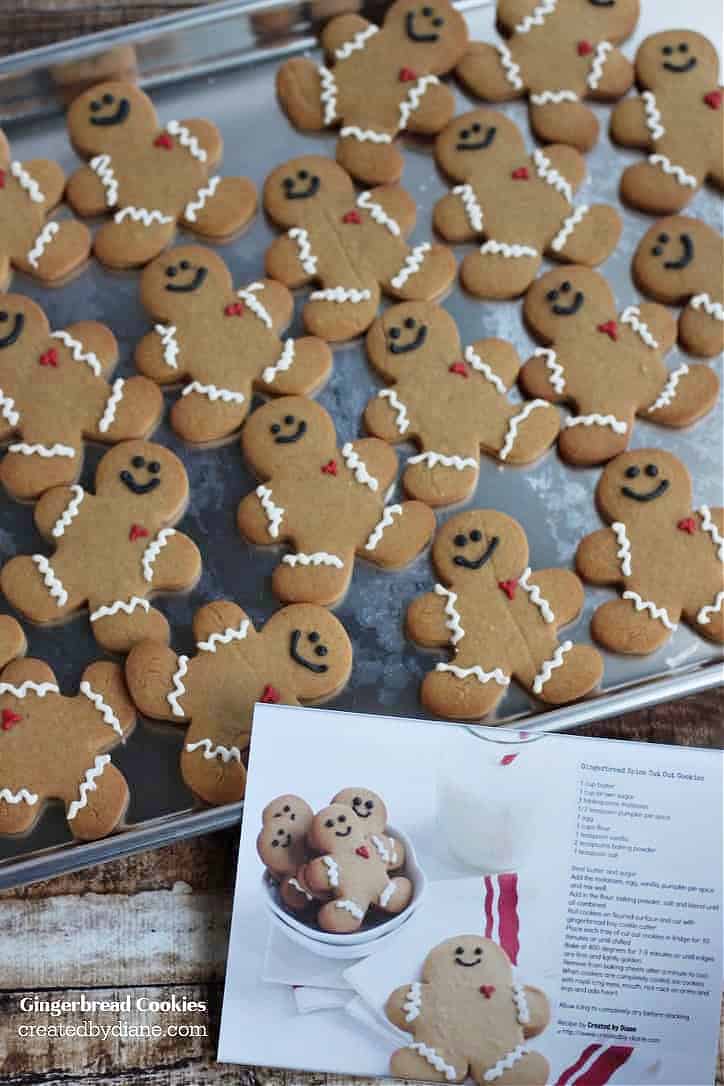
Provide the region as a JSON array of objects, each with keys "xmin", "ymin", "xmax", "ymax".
[
  {"xmin": 167, "ymin": 655, "xmax": 189, "ymax": 717},
  {"xmin": 550, "ymin": 205, "xmax": 589, "ymax": 253},
  {"xmin": 564, "ymin": 414, "xmax": 627, "ymax": 435},
  {"xmin": 186, "ymin": 738, "xmax": 241, "ymax": 763},
  {"xmin": 310, "ymin": 286, "xmax": 371, "ymax": 303},
  {"xmin": 532, "ymin": 149, "xmax": 573, "ymax": 203},
  {"xmin": 436, "ymin": 662, "xmax": 510, "ymax": 687},
  {"xmin": 365, "ymin": 504, "xmax": 403, "ymax": 551},
  {"xmin": 621, "ymin": 305, "xmax": 659, "ymax": 349},
  {"xmin": 287, "ymin": 877, "xmax": 313, "ymax": 901},
  {"xmin": 398, "ymin": 76, "xmax": 440, "ymax": 131},
  {"xmin": 287, "ymin": 228, "xmax": 318, "ymax": 276},
  {"xmin": 282, "ymin": 551, "xmax": 344, "ymax": 569},
  {"xmin": 531, "ymin": 640, "xmax": 573, "ymax": 694},
  {"xmin": 90, "ymin": 154, "xmax": 119, "ymax": 206},
  {"xmin": 90, "ymin": 596, "xmax": 150, "ymax": 622},
  {"xmin": 237, "ymin": 283, "xmax": 273, "ymax": 329},
  {"xmin": 357, "ymin": 191, "xmax": 401, "ymax": 236},
  {"xmin": 79, "ymin": 680, "xmax": 123, "ymax": 736},
  {"xmin": 611, "ymin": 522, "xmax": 632, "ymax": 577},
  {"xmin": 322, "ymin": 855, "xmax": 340, "ymax": 887},
  {"xmin": 511, "ymin": 981, "xmax": 531, "ymax": 1025},
  {"xmin": 318, "ymin": 65, "xmax": 338, "ymax": 125},
  {"xmin": 587, "ymin": 41, "xmax": 613, "ymax": 91},
  {"xmin": 641, "ymin": 91, "xmax": 665, "ymax": 141},
  {"xmin": 403, "ymin": 982, "xmax": 422, "ymax": 1022},
  {"xmin": 498, "ymin": 400, "xmax": 550, "ymax": 461},
  {"xmin": 407, "ymin": 1043, "xmax": 458, "ymax": 1082},
  {"xmin": 335, "ymin": 899, "xmax": 365, "ymax": 919},
  {"xmin": 341, "ymin": 442, "xmax": 379, "ymax": 491},
  {"xmin": 480, "ymin": 240, "xmax": 538, "ymax": 259},
  {"xmin": 0, "ymin": 680, "xmax": 59, "ymax": 698},
  {"xmin": 262, "ymin": 339, "xmax": 295, "ymax": 385},
  {"xmin": 256, "ymin": 484, "xmax": 284, "ymax": 539},
  {"xmin": 378, "ymin": 389, "xmax": 410, "ymax": 435},
  {"xmin": 0, "ymin": 787, "xmax": 39, "ymax": 805},
  {"xmin": 11, "ymin": 161, "xmax": 45, "ymax": 203},
  {"xmin": 183, "ymin": 176, "xmax": 221, "ymax": 222},
  {"xmin": 530, "ymin": 89, "xmax": 578, "ymax": 105},
  {"xmin": 66, "ymin": 754, "xmax": 112, "ymax": 820},
  {"xmin": 27, "ymin": 222, "xmax": 60, "ymax": 269},
  {"xmin": 97, "ymin": 378, "xmax": 125, "ymax": 433},
  {"xmin": 534, "ymin": 347, "xmax": 565, "ymax": 393},
  {"xmin": 197, "ymin": 619, "xmax": 250, "ymax": 653},
  {"xmin": 390, "ymin": 243, "xmax": 431, "ymax": 290},
  {"xmin": 165, "ymin": 120, "xmax": 207, "ymax": 162},
  {"xmin": 622, "ymin": 591, "xmax": 677, "ymax": 631},
  {"xmin": 452, "ymin": 183, "xmax": 484, "ymax": 234},
  {"xmin": 154, "ymin": 324, "xmax": 179, "ymax": 369},
  {"xmin": 9, "ymin": 442, "xmax": 75, "ymax": 458},
  {"xmin": 433, "ymin": 583, "xmax": 465, "ymax": 645},
  {"xmin": 408, "ymin": 450, "xmax": 477, "ymax": 471},
  {"xmin": 698, "ymin": 505, "xmax": 724, "ymax": 562},
  {"xmin": 141, "ymin": 528, "xmax": 177, "ymax": 584},
  {"xmin": 334, "ymin": 23, "xmax": 378, "ymax": 60},
  {"xmin": 464, "ymin": 346, "xmax": 507, "ymax": 395},
  {"xmin": 647, "ymin": 363, "xmax": 689, "ymax": 413},
  {"xmin": 648, "ymin": 155, "xmax": 697, "ymax": 189},
  {"xmin": 50, "ymin": 331, "xmax": 103, "ymax": 377},
  {"xmin": 114, "ymin": 207, "xmax": 174, "ymax": 226},
  {"xmin": 690, "ymin": 293, "xmax": 724, "ymax": 321},
  {"xmin": 379, "ymin": 881, "xmax": 396, "ymax": 908},
  {"xmin": 51, "ymin": 485, "xmax": 85, "ymax": 539},
  {"xmin": 519, "ymin": 567, "xmax": 555, "ymax": 623},
  {"xmin": 32, "ymin": 554, "xmax": 68, "ymax": 607},
  {"xmin": 183, "ymin": 380, "xmax": 245, "ymax": 404},
  {"xmin": 0, "ymin": 389, "xmax": 20, "ymax": 428},
  {"xmin": 496, "ymin": 43, "xmax": 523, "ymax": 90},
  {"xmin": 340, "ymin": 126, "xmax": 392, "ymax": 143}
]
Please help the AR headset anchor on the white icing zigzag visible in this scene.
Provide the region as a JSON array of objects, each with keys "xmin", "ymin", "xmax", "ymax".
[
  {"xmin": 453, "ymin": 183, "xmax": 484, "ymax": 233},
  {"xmin": 515, "ymin": 0, "xmax": 556, "ymax": 32},
  {"xmin": 256, "ymin": 484, "xmax": 284, "ymax": 539},
  {"xmin": 50, "ymin": 331, "xmax": 103, "ymax": 377},
  {"xmin": 622, "ymin": 591, "xmax": 677, "ymax": 631},
  {"xmin": 499, "ymin": 400, "xmax": 549, "ymax": 461},
  {"xmin": 691, "ymin": 293, "xmax": 724, "ymax": 321},
  {"xmin": 436, "ymin": 662, "xmax": 510, "ymax": 687},
  {"xmin": 365, "ymin": 504, "xmax": 402, "ymax": 551},
  {"xmin": 370, "ymin": 834, "xmax": 391, "ymax": 862},
  {"xmin": 699, "ymin": 505, "xmax": 724, "ymax": 561},
  {"xmin": 484, "ymin": 1043, "xmax": 529, "ymax": 1082},
  {"xmin": 647, "ymin": 363, "xmax": 689, "ymax": 413},
  {"xmin": 434, "ymin": 583, "xmax": 465, "ymax": 645},
  {"xmin": 519, "ymin": 567, "xmax": 555, "ymax": 623},
  {"xmin": 641, "ymin": 91, "xmax": 665, "ymax": 141},
  {"xmin": 11, "ymin": 161, "xmax": 45, "ymax": 203},
  {"xmin": 399, "ymin": 76, "xmax": 439, "ymax": 130},
  {"xmin": 0, "ymin": 680, "xmax": 59, "ymax": 698},
  {"xmin": 408, "ymin": 450, "xmax": 477, "ymax": 471},
  {"xmin": 341, "ymin": 442, "xmax": 379, "ymax": 491},
  {"xmin": 379, "ymin": 882, "xmax": 396, "ymax": 908},
  {"xmin": 197, "ymin": 619, "xmax": 250, "ymax": 653},
  {"xmin": 318, "ymin": 65, "xmax": 338, "ymax": 125},
  {"xmin": 52, "ymin": 484, "xmax": 85, "ymax": 539},
  {"xmin": 167, "ymin": 655, "xmax": 189, "ymax": 716},
  {"xmin": 621, "ymin": 305, "xmax": 658, "ymax": 349},
  {"xmin": 90, "ymin": 596, "xmax": 150, "ymax": 622},
  {"xmin": 512, "ymin": 982, "xmax": 531, "ymax": 1025},
  {"xmin": 534, "ymin": 347, "xmax": 565, "ymax": 394},
  {"xmin": 183, "ymin": 380, "xmax": 245, "ymax": 405},
  {"xmin": 587, "ymin": 41, "xmax": 613, "ymax": 91},
  {"xmin": 282, "ymin": 551, "xmax": 344, "ymax": 569},
  {"xmin": 67, "ymin": 754, "xmax": 111, "ymax": 820},
  {"xmin": 565, "ymin": 413, "xmax": 627, "ymax": 435},
  {"xmin": 379, "ymin": 389, "xmax": 410, "ymax": 434},
  {"xmin": 648, "ymin": 154, "xmax": 697, "ymax": 189},
  {"xmin": 403, "ymin": 982, "xmax": 422, "ymax": 1022},
  {"xmin": 142, "ymin": 528, "xmax": 176, "ymax": 583},
  {"xmin": 184, "ymin": 176, "xmax": 220, "ymax": 222},
  {"xmin": 611, "ymin": 521, "xmax": 632, "ymax": 576},
  {"xmin": 533, "ymin": 149, "xmax": 573, "ymax": 203},
  {"xmin": 287, "ymin": 877, "xmax": 313, "ymax": 900},
  {"xmin": 166, "ymin": 120, "xmax": 207, "ymax": 162},
  {"xmin": 323, "ymin": 855, "xmax": 340, "ymax": 887},
  {"xmin": 340, "ymin": 126, "xmax": 392, "ymax": 144},
  {"xmin": 391, "ymin": 243, "xmax": 431, "ymax": 290},
  {"xmin": 551, "ymin": 205, "xmax": 589, "ymax": 253},
  {"xmin": 336, "ymin": 899, "xmax": 364, "ymax": 919},
  {"xmin": 288, "ymin": 228, "xmax": 318, "ymax": 275},
  {"xmin": 90, "ymin": 154, "xmax": 119, "ymax": 206},
  {"xmin": 28, "ymin": 222, "xmax": 60, "ymax": 269},
  {"xmin": 97, "ymin": 378, "xmax": 125, "ymax": 434},
  {"xmin": 79, "ymin": 680, "xmax": 123, "ymax": 736},
  {"xmin": 497, "ymin": 43, "xmax": 523, "ymax": 90},
  {"xmin": 407, "ymin": 1043, "xmax": 457, "ymax": 1082},
  {"xmin": 186, "ymin": 738, "xmax": 241, "ymax": 763},
  {"xmin": 310, "ymin": 287, "xmax": 371, "ymax": 303},
  {"xmin": 0, "ymin": 788, "xmax": 39, "ymax": 805},
  {"xmin": 155, "ymin": 323, "xmax": 179, "ymax": 369},
  {"xmin": 0, "ymin": 389, "xmax": 20, "ymax": 428},
  {"xmin": 237, "ymin": 282, "xmax": 273, "ymax": 329},
  {"xmin": 698, "ymin": 591, "xmax": 724, "ymax": 626},
  {"xmin": 530, "ymin": 89, "xmax": 578, "ymax": 105},
  {"xmin": 262, "ymin": 339, "xmax": 295, "ymax": 384},
  {"xmin": 464, "ymin": 346, "xmax": 507, "ymax": 395},
  {"xmin": 114, "ymin": 206, "xmax": 174, "ymax": 226},
  {"xmin": 532, "ymin": 639, "xmax": 572, "ymax": 694},
  {"xmin": 9, "ymin": 442, "xmax": 75, "ymax": 458},
  {"xmin": 32, "ymin": 554, "xmax": 68, "ymax": 607},
  {"xmin": 357, "ymin": 191, "xmax": 400, "ymax": 236},
  {"xmin": 480, "ymin": 240, "xmax": 537, "ymax": 259},
  {"xmin": 334, "ymin": 23, "xmax": 378, "ymax": 60}
]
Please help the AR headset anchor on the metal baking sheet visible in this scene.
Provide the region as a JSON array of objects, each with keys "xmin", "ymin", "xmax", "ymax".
[{"xmin": 0, "ymin": 0, "xmax": 721, "ymax": 889}]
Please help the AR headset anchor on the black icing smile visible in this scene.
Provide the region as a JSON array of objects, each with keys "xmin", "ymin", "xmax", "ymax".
[
  {"xmin": 588, "ymin": 0, "xmax": 615, "ymax": 5},
  {"xmin": 272, "ymin": 417, "xmax": 307, "ymax": 444},
  {"xmin": 553, "ymin": 293, "xmax": 584, "ymax": 316},
  {"xmin": 335, "ymin": 826, "xmax": 352, "ymax": 837},
  {"xmin": 89, "ymin": 97, "xmax": 130, "ymax": 126},
  {"xmin": 456, "ymin": 125, "xmax": 496, "ymax": 151},
  {"xmin": 283, "ymin": 171, "xmax": 320, "ymax": 200},
  {"xmin": 455, "ymin": 956, "xmax": 482, "ymax": 967},
  {"xmin": 120, "ymin": 454, "xmax": 161, "ymax": 495},
  {"xmin": 280, "ymin": 833, "xmax": 292, "ymax": 848},
  {"xmin": 165, "ymin": 265, "xmax": 208, "ymax": 293},
  {"xmin": 352, "ymin": 799, "xmax": 375, "ymax": 818},
  {"xmin": 405, "ymin": 8, "xmax": 443, "ymax": 42},
  {"xmin": 664, "ymin": 234, "xmax": 694, "ymax": 270},
  {"xmin": 0, "ymin": 312, "xmax": 24, "ymax": 349},
  {"xmin": 663, "ymin": 56, "xmax": 697, "ymax": 72},
  {"xmin": 622, "ymin": 480, "xmax": 670, "ymax": 502},
  {"xmin": 454, "ymin": 535, "xmax": 499, "ymax": 570},
  {"xmin": 290, "ymin": 629, "xmax": 329, "ymax": 673},
  {"xmin": 388, "ymin": 317, "xmax": 428, "ymax": 354}
]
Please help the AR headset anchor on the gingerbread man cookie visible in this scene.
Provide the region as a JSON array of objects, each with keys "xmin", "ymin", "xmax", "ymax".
[
  {"xmin": 433, "ymin": 109, "xmax": 622, "ymax": 300},
  {"xmin": 633, "ymin": 216, "xmax": 724, "ymax": 359},
  {"xmin": 456, "ymin": 0, "xmax": 639, "ymax": 152},
  {"xmin": 65, "ymin": 82, "xmax": 257, "ymax": 268},
  {"xmin": 264, "ymin": 155, "xmax": 456, "ymax": 341},
  {"xmin": 0, "ymin": 293, "xmax": 162, "ymax": 501},
  {"xmin": 0, "ymin": 128, "xmax": 90, "ymax": 287},
  {"xmin": 304, "ymin": 803, "xmax": 412, "ymax": 932},
  {"xmin": 1, "ymin": 441, "xmax": 201, "ymax": 654},
  {"xmin": 135, "ymin": 246, "xmax": 332, "ymax": 444},
  {"xmin": 125, "ymin": 601, "xmax": 352, "ymax": 805},
  {"xmin": 385, "ymin": 935, "xmax": 550, "ymax": 1084},
  {"xmin": 277, "ymin": 0, "xmax": 469, "ymax": 185},
  {"xmin": 237, "ymin": 397, "xmax": 436, "ymax": 605},
  {"xmin": 363, "ymin": 302, "xmax": 560, "ymax": 507},
  {"xmin": 0, "ymin": 656, "xmax": 135, "ymax": 840},
  {"xmin": 257, "ymin": 794, "xmax": 323, "ymax": 912},
  {"xmin": 519, "ymin": 267, "xmax": 719, "ymax": 465},
  {"xmin": 0, "ymin": 615, "xmax": 26, "ymax": 671},
  {"xmin": 610, "ymin": 31, "xmax": 724, "ymax": 213},
  {"xmin": 577, "ymin": 450, "xmax": 724, "ymax": 655},
  {"xmin": 407, "ymin": 510, "xmax": 603, "ymax": 719}
]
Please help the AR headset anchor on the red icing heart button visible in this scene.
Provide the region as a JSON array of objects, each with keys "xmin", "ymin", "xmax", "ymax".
[
  {"xmin": 577, "ymin": 40, "xmax": 593, "ymax": 55},
  {"xmin": 500, "ymin": 753, "xmax": 519, "ymax": 766},
  {"xmin": 355, "ymin": 846, "xmax": 370, "ymax": 859},
  {"xmin": 2, "ymin": 708, "xmax": 22, "ymax": 731},
  {"xmin": 678, "ymin": 517, "xmax": 697, "ymax": 534},
  {"xmin": 512, "ymin": 166, "xmax": 529, "ymax": 180},
  {"xmin": 261, "ymin": 684, "xmax": 280, "ymax": 704},
  {"xmin": 342, "ymin": 210, "xmax": 362, "ymax": 224},
  {"xmin": 39, "ymin": 348, "xmax": 58, "ymax": 367},
  {"xmin": 704, "ymin": 90, "xmax": 722, "ymax": 110},
  {"xmin": 499, "ymin": 579, "xmax": 517, "ymax": 600},
  {"xmin": 597, "ymin": 320, "xmax": 618, "ymax": 341},
  {"xmin": 321, "ymin": 459, "xmax": 338, "ymax": 476},
  {"xmin": 129, "ymin": 523, "xmax": 149, "ymax": 542},
  {"xmin": 449, "ymin": 362, "xmax": 469, "ymax": 378},
  {"xmin": 224, "ymin": 302, "xmax": 244, "ymax": 317},
  {"xmin": 480, "ymin": 985, "xmax": 496, "ymax": 999},
  {"xmin": 154, "ymin": 132, "xmax": 174, "ymax": 149},
  {"xmin": 399, "ymin": 67, "xmax": 418, "ymax": 82}
]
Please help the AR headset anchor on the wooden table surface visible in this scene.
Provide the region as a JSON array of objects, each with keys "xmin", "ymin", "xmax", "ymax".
[{"xmin": 1, "ymin": 3, "xmax": 723, "ymax": 1084}]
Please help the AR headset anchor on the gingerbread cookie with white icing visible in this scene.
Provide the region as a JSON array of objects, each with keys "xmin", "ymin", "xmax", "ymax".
[
  {"xmin": 456, "ymin": 0, "xmax": 639, "ymax": 152},
  {"xmin": 277, "ymin": 0, "xmax": 468, "ymax": 185},
  {"xmin": 136, "ymin": 246, "xmax": 332, "ymax": 444},
  {"xmin": 0, "ymin": 127, "xmax": 90, "ymax": 287},
  {"xmin": 65, "ymin": 82, "xmax": 257, "ymax": 268},
  {"xmin": 0, "ymin": 656, "xmax": 135, "ymax": 840},
  {"xmin": 125, "ymin": 601, "xmax": 352, "ymax": 805},
  {"xmin": 577, "ymin": 449, "xmax": 724, "ymax": 654},
  {"xmin": 632, "ymin": 216, "xmax": 724, "ymax": 359},
  {"xmin": 433, "ymin": 109, "xmax": 621, "ymax": 300},
  {"xmin": 258, "ymin": 794, "xmax": 324, "ymax": 913},
  {"xmin": 0, "ymin": 615, "xmax": 26, "ymax": 671},
  {"xmin": 407, "ymin": 510, "xmax": 603, "ymax": 719},
  {"xmin": 0, "ymin": 293, "xmax": 162, "ymax": 501},
  {"xmin": 363, "ymin": 302, "xmax": 560, "ymax": 507},
  {"xmin": 0, "ymin": 441, "xmax": 201, "ymax": 654},
  {"xmin": 519, "ymin": 266, "xmax": 719, "ymax": 465},
  {"xmin": 611, "ymin": 31, "xmax": 724, "ymax": 213},
  {"xmin": 237, "ymin": 397, "xmax": 436, "ymax": 606},
  {"xmin": 385, "ymin": 935, "xmax": 550, "ymax": 1084},
  {"xmin": 263, "ymin": 155, "xmax": 456, "ymax": 342}
]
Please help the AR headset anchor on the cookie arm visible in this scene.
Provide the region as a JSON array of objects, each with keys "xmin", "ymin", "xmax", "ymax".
[
  {"xmin": 468, "ymin": 337, "xmax": 521, "ymax": 388},
  {"xmin": 192, "ymin": 599, "xmax": 256, "ymax": 646},
  {"xmin": 406, "ymin": 590, "xmax": 451, "ymax": 647},
  {"xmin": 456, "ymin": 42, "xmax": 526, "ymax": 103},
  {"xmin": 135, "ymin": 327, "xmax": 188, "ymax": 384},
  {"xmin": 533, "ymin": 144, "xmax": 586, "ymax": 195},
  {"xmin": 433, "ymin": 189, "xmax": 481, "ymax": 243},
  {"xmin": 521, "ymin": 985, "xmax": 550, "ymax": 1039},
  {"xmin": 518, "ymin": 350, "xmax": 567, "ymax": 403},
  {"xmin": 364, "ymin": 388, "xmax": 413, "ymax": 445},
  {"xmin": 125, "ymin": 641, "xmax": 188, "ymax": 723},
  {"xmin": 238, "ymin": 485, "xmax": 293, "ymax": 546},
  {"xmin": 144, "ymin": 531, "xmax": 202, "ymax": 593},
  {"xmin": 586, "ymin": 46, "xmax": 634, "ymax": 101},
  {"xmin": 66, "ymin": 163, "xmax": 110, "ymax": 216},
  {"xmin": 78, "ymin": 660, "xmax": 136, "ymax": 744},
  {"xmin": 575, "ymin": 527, "xmax": 622, "ymax": 586},
  {"xmin": 385, "ymin": 983, "xmax": 420, "ymax": 1032},
  {"xmin": 365, "ymin": 185, "xmax": 417, "ymax": 237},
  {"xmin": 247, "ymin": 277, "xmax": 294, "ymax": 333},
  {"xmin": 620, "ymin": 302, "xmax": 677, "ymax": 355},
  {"xmin": 0, "ymin": 615, "xmax": 26, "ymax": 670},
  {"xmin": 20, "ymin": 159, "xmax": 66, "ymax": 211},
  {"xmin": 320, "ymin": 14, "xmax": 373, "ymax": 56},
  {"xmin": 265, "ymin": 234, "xmax": 315, "ymax": 289},
  {"xmin": 402, "ymin": 81, "xmax": 456, "ymax": 136},
  {"xmin": 527, "ymin": 568, "xmax": 585, "ymax": 628},
  {"xmin": 304, "ymin": 854, "xmax": 337, "ymax": 895},
  {"xmin": 61, "ymin": 320, "xmax": 119, "ymax": 376},
  {"xmin": 33, "ymin": 485, "xmax": 85, "ymax": 541},
  {"xmin": 173, "ymin": 118, "xmax": 222, "ymax": 169},
  {"xmin": 345, "ymin": 438, "xmax": 399, "ymax": 495},
  {"xmin": 256, "ymin": 335, "xmax": 332, "ymax": 397},
  {"xmin": 610, "ymin": 96, "xmax": 650, "ymax": 149}
]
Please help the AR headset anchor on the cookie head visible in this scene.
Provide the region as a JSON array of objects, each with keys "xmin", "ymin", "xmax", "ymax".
[
  {"xmin": 263, "ymin": 156, "xmax": 354, "ymax": 227},
  {"xmin": 435, "ymin": 109, "xmax": 524, "ymax": 181},
  {"xmin": 366, "ymin": 301, "xmax": 459, "ymax": 379},
  {"xmin": 261, "ymin": 793, "xmax": 314, "ymax": 826},
  {"xmin": 140, "ymin": 245, "xmax": 231, "ymax": 318},
  {"xmin": 95, "ymin": 440, "xmax": 189, "ymax": 517},
  {"xmin": 635, "ymin": 31, "xmax": 718, "ymax": 90},
  {"xmin": 332, "ymin": 787, "xmax": 388, "ymax": 833},
  {"xmin": 596, "ymin": 449, "xmax": 693, "ymax": 522},
  {"xmin": 241, "ymin": 397, "xmax": 337, "ymax": 476},
  {"xmin": 0, "ymin": 294, "xmax": 48, "ymax": 356},
  {"xmin": 632, "ymin": 217, "xmax": 704, "ymax": 301},
  {"xmin": 67, "ymin": 82, "xmax": 157, "ymax": 156},
  {"xmin": 524, "ymin": 267, "xmax": 614, "ymax": 341},
  {"xmin": 577, "ymin": 0, "xmax": 640, "ymax": 42},
  {"xmin": 257, "ymin": 794, "xmax": 313, "ymax": 874},
  {"xmin": 384, "ymin": 0, "xmax": 468, "ymax": 72},
  {"xmin": 309, "ymin": 803, "xmax": 367, "ymax": 854},
  {"xmin": 263, "ymin": 604, "xmax": 353, "ymax": 701},
  {"xmin": 432, "ymin": 510, "xmax": 528, "ymax": 587},
  {"xmin": 424, "ymin": 936, "xmax": 513, "ymax": 989}
]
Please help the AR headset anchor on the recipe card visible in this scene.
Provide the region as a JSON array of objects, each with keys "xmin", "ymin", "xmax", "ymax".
[{"xmin": 218, "ymin": 705, "xmax": 722, "ymax": 1085}]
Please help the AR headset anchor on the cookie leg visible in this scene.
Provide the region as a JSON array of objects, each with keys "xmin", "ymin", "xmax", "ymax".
[
  {"xmin": 362, "ymin": 501, "xmax": 435, "ymax": 569},
  {"xmin": 524, "ymin": 642, "xmax": 603, "ymax": 705},
  {"xmin": 385, "ymin": 243, "xmax": 456, "ymax": 303},
  {"xmin": 93, "ymin": 216, "xmax": 177, "ymax": 270},
  {"xmin": 65, "ymin": 761, "xmax": 129, "ymax": 841},
  {"xmin": 0, "ymin": 797, "xmax": 41, "ymax": 836},
  {"xmin": 678, "ymin": 302, "xmax": 724, "ymax": 359},
  {"xmin": 302, "ymin": 287, "xmax": 380, "ymax": 342},
  {"xmin": 391, "ymin": 1043, "xmax": 467, "ymax": 1083},
  {"xmin": 558, "ymin": 412, "xmax": 631, "ymax": 466},
  {"xmin": 620, "ymin": 161, "xmax": 697, "ymax": 215},
  {"xmin": 0, "ymin": 554, "xmax": 81, "ymax": 623},
  {"xmin": 181, "ymin": 740, "xmax": 248, "ymax": 806},
  {"xmin": 685, "ymin": 596, "xmax": 724, "ymax": 645},
  {"xmin": 460, "ymin": 244, "xmax": 541, "ymax": 301},
  {"xmin": 13, "ymin": 219, "xmax": 91, "ymax": 284},
  {"xmin": 402, "ymin": 455, "xmax": 478, "ymax": 507},
  {"xmin": 591, "ymin": 598, "xmax": 674, "ymax": 655},
  {"xmin": 317, "ymin": 899, "xmax": 366, "ymax": 933},
  {"xmin": 0, "ymin": 445, "xmax": 80, "ymax": 501},
  {"xmin": 89, "ymin": 599, "xmax": 170, "ymax": 654},
  {"xmin": 529, "ymin": 99, "xmax": 599, "ymax": 153},
  {"xmin": 643, "ymin": 362, "xmax": 719, "ymax": 428},
  {"xmin": 276, "ymin": 57, "xmax": 328, "ymax": 130},
  {"xmin": 271, "ymin": 553, "xmax": 354, "ymax": 607},
  {"xmin": 456, "ymin": 42, "xmax": 524, "ymax": 103},
  {"xmin": 472, "ymin": 1050, "xmax": 549, "ymax": 1086},
  {"xmin": 335, "ymin": 131, "xmax": 404, "ymax": 187},
  {"xmin": 550, "ymin": 203, "xmax": 622, "ymax": 267},
  {"xmin": 170, "ymin": 386, "xmax": 249, "ymax": 444},
  {"xmin": 421, "ymin": 666, "xmax": 509, "ymax": 720},
  {"xmin": 181, "ymin": 176, "xmax": 257, "ymax": 239}
]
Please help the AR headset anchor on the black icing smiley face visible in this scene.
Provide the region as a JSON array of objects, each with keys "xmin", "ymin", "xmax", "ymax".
[
  {"xmin": 282, "ymin": 168, "xmax": 320, "ymax": 200},
  {"xmin": 621, "ymin": 461, "xmax": 670, "ymax": 503},
  {"xmin": 650, "ymin": 230, "xmax": 695, "ymax": 270},
  {"xmin": 324, "ymin": 811, "xmax": 351, "ymax": 837},
  {"xmin": 290, "ymin": 629, "xmax": 329, "ymax": 673},
  {"xmin": 387, "ymin": 315, "xmax": 428, "ymax": 354},
  {"xmin": 545, "ymin": 279, "xmax": 584, "ymax": 317},
  {"xmin": 0, "ymin": 309, "xmax": 24, "ymax": 350},
  {"xmin": 350, "ymin": 795, "xmax": 376, "ymax": 819},
  {"xmin": 89, "ymin": 91, "xmax": 130, "ymax": 126},
  {"xmin": 454, "ymin": 943, "xmax": 484, "ymax": 967},
  {"xmin": 269, "ymin": 826, "xmax": 293, "ymax": 850},
  {"xmin": 405, "ymin": 4, "xmax": 445, "ymax": 42},
  {"xmin": 271, "ymin": 413, "xmax": 307, "ymax": 444},
  {"xmin": 164, "ymin": 259, "xmax": 208, "ymax": 293},
  {"xmin": 456, "ymin": 121, "xmax": 496, "ymax": 152},
  {"xmin": 271, "ymin": 801, "xmax": 297, "ymax": 821},
  {"xmin": 452, "ymin": 528, "xmax": 500, "ymax": 570},
  {"xmin": 661, "ymin": 40, "xmax": 697, "ymax": 73},
  {"xmin": 119, "ymin": 454, "xmax": 162, "ymax": 495}
]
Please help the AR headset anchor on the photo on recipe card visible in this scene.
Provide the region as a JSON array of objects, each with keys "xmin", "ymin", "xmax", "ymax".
[{"xmin": 218, "ymin": 703, "xmax": 723, "ymax": 1086}]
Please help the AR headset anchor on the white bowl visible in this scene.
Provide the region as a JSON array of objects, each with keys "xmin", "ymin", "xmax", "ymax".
[{"xmin": 262, "ymin": 824, "xmax": 427, "ymax": 959}]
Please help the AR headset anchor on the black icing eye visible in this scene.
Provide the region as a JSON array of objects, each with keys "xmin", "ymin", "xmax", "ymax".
[
  {"xmin": 561, "ymin": 281, "xmax": 572, "ymax": 293},
  {"xmin": 353, "ymin": 796, "xmax": 362, "ymax": 806},
  {"xmin": 546, "ymin": 289, "xmax": 559, "ymax": 302},
  {"xmin": 271, "ymin": 423, "xmax": 281, "ymax": 435},
  {"xmin": 132, "ymin": 455, "xmax": 145, "ymax": 469},
  {"xmin": 662, "ymin": 45, "xmax": 673, "ymax": 56},
  {"xmin": 404, "ymin": 317, "xmax": 416, "ymax": 329},
  {"xmin": 148, "ymin": 461, "xmax": 160, "ymax": 474},
  {"xmin": 472, "ymin": 122, "xmax": 481, "ymax": 133},
  {"xmin": 422, "ymin": 5, "xmax": 432, "ymax": 13},
  {"xmin": 283, "ymin": 804, "xmax": 290, "ymax": 812},
  {"xmin": 103, "ymin": 92, "xmax": 114, "ymax": 104},
  {"xmin": 658, "ymin": 233, "xmax": 670, "ymax": 244},
  {"xmin": 365, "ymin": 800, "xmax": 374, "ymax": 809},
  {"xmin": 652, "ymin": 246, "xmax": 664, "ymax": 256},
  {"xmin": 276, "ymin": 828, "xmax": 285, "ymax": 837},
  {"xmin": 179, "ymin": 260, "xmax": 190, "ymax": 270},
  {"xmin": 315, "ymin": 645, "xmax": 328, "ymax": 657},
  {"xmin": 679, "ymin": 42, "xmax": 688, "ymax": 52},
  {"xmin": 90, "ymin": 100, "xmax": 101, "ymax": 112},
  {"xmin": 389, "ymin": 327, "xmax": 401, "ymax": 340},
  {"xmin": 0, "ymin": 312, "xmax": 7, "ymax": 322},
  {"xmin": 285, "ymin": 415, "xmax": 295, "ymax": 425},
  {"xmin": 625, "ymin": 465, "xmax": 640, "ymax": 478},
  {"xmin": 325, "ymin": 818, "xmax": 334, "ymax": 828},
  {"xmin": 475, "ymin": 947, "xmax": 482, "ymax": 956},
  {"xmin": 454, "ymin": 533, "xmax": 467, "ymax": 547},
  {"xmin": 290, "ymin": 812, "xmax": 296, "ymax": 820},
  {"xmin": 455, "ymin": 945, "xmax": 464, "ymax": 955},
  {"xmin": 271, "ymin": 839, "xmax": 279, "ymax": 847},
  {"xmin": 432, "ymin": 16, "xmax": 443, "ymax": 26},
  {"xmin": 166, "ymin": 266, "xmax": 177, "ymax": 277},
  {"xmin": 283, "ymin": 177, "xmax": 294, "ymax": 189},
  {"xmin": 308, "ymin": 631, "xmax": 320, "ymax": 643},
  {"xmin": 470, "ymin": 529, "xmax": 482, "ymax": 542},
  {"xmin": 645, "ymin": 463, "xmax": 659, "ymax": 477},
  {"xmin": 337, "ymin": 814, "xmax": 347, "ymax": 823},
  {"xmin": 460, "ymin": 128, "xmax": 470, "ymax": 140},
  {"xmin": 298, "ymin": 169, "xmax": 309, "ymax": 180}
]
